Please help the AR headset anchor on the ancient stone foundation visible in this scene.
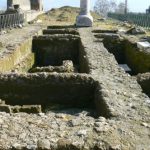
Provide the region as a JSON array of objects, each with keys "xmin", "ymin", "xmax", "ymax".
[
  {"xmin": 0, "ymin": 25, "xmax": 150, "ymax": 149},
  {"xmin": 0, "ymin": 26, "xmax": 150, "ymax": 116},
  {"xmin": 0, "ymin": 27, "xmax": 101, "ymax": 115}
]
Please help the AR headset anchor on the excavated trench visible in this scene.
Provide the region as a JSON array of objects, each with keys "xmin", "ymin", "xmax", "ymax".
[
  {"xmin": 0, "ymin": 24, "xmax": 150, "ymax": 150},
  {"xmin": 0, "ymin": 27, "xmax": 100, "ymax": 116},
  {"xmin": 93, "ymin": 31, "xmax": 150, "ymax": 75},
  {"xmin": 93, "ymin": 30, "xmax": 150, "ymax": 98},
  {"xmin": 0, "ymin": 27, "xmax": 150, "ymax": 116}
]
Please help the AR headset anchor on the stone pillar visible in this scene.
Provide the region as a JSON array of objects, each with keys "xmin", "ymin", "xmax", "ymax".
[{"xmin": 76, "ymin": 0, "xmax": 93, "ymax": 27}]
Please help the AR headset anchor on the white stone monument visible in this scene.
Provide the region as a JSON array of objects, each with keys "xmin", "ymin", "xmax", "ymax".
[{"xmin": 76, "ymin": 0, "xmax": 93, "ymax": 27}]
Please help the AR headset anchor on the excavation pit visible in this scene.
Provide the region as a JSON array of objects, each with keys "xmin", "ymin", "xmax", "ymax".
[
  {"xmin": 9, "ymin": 27, "xmax": 89, "ymax": 74},
  {"xmin": 137, "ymin": 73, "xmax": 150, "ymax": 97},
  {"xmin": 0, "ymin": 28, "xmax": 113, "ymax": 118},
  {"xmin": 94, "ymin": 32, "xmax": 150, "ymax": 75},
  {"xmin": 32, "ymin": 34, "xmax": 88, "ymax": 73},
  {"xmin": 0, "ymin": 73, "xmax": 97, "ymax": 114},
  {"xmin": 32, "ymin": 35, "xmax": 79, "ymax": 67}
]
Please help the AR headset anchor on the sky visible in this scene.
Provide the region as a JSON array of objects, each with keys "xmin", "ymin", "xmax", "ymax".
[{"xmin": 0, "ymin": 0, "xmax": 149, "ymax": 13}]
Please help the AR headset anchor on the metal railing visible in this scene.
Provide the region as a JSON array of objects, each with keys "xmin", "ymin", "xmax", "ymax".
[
  {"xmin": 0, "ymin": 13, "xmax": 25, "ymax": 30},
  {"xmin": 108, "ymin": 13, "xmax": 150, "ymax": 28}
]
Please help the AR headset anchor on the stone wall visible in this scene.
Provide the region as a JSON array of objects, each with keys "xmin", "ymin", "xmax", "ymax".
[
  {"xmin": 137, "ymin": 73, "xmax": 150, "ymax": 97},
  {"xmin": 0, "ymin": 25, "xmax": 42, "ymax": 73},
  {"xmin": 11, "ymin": 53, "xmax": 35, "ymax": 73},
  {"xmin": 125, "ymin": 40, "xmax": 150, "ymax": 73},
  {"xmin": 0, "ymin": 73, "xmax": 96, "ymax": 108},
  {"xmin": 0, "ymin": 38, "xmax": 33, "ymax": 72},
  {"xmin": 43, "ymin": 29, "xmax": 79, "ymax": 35}
]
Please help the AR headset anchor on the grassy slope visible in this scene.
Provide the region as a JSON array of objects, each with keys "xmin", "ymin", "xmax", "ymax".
[
  {"xmin": 36, "ymin": 6, "xmax": 100, "ymax": 26},
  {"xmin": 35, "ymin": 6, "xmax": 150, "ymax": 35},
  {"xmin": 36, "ymin": 6, "xmax": 128, "ymax": 30}
]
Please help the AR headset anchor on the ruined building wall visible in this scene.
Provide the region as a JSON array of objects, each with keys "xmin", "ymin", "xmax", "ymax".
[
  {"xmin": 7, "ymin": 0, "xmax": 43, "ymax": 11},
  {"xmin": 31, "ymin": 0, "xmax": 43, "ymax": 11},
  {"xmin": 7, "ymin": 0, "xmax": 31, "ymax": 10}
]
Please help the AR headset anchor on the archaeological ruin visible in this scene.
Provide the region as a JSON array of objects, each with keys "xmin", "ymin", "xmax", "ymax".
[
  {"xmin": 0, "ymin": 0, "xmax": 150, "ymax": 149},
  {"xmin": 6, "ymin": 0, "xmax": 43, "ymax": 22},
  {"xmin": 7, "ymin": 0, "xmax": 43, "ymax": 11}
]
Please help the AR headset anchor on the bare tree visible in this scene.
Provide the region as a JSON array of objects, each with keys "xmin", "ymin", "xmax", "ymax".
[
  {"xmin": 109, "ymin": 0, "xmax": 117, "ymax": 12},
  {"xmin": 94, "ymin": 0, "xmax": 117, "ymax": 17},
  {"xmin": 115, "ymin": 2, "xmax": 126, "ymax": 14}
]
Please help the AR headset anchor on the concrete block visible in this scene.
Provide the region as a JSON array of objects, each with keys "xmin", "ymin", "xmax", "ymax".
[
  {"xmin": 137, "ymin": 41, "xmax": 150, "ymax": 50},
  {"xmin": 76, "ymin": 0, "xmax": 93, "ymax": 27},
  {"xmin": 76, "ymin": 15, "xmax": 93, "ymax": 27}
]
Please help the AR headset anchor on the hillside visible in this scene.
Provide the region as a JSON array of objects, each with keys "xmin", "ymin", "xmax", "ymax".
[
  {"xmin": 34, "ymin": 6, "xmax": 135, "ymax": 31},
  {"xmin": 35, "ymin": 6, "xmax": 150, "ymax": 36},
  {"xmin": 36, "ymin": 6, "xmax": 101, "ymax": 26}
]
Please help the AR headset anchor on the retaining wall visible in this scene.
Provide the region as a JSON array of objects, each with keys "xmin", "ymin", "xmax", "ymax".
[
  {"xmin": 0, "ymin": 73, "xmax": 96, "ymax": 107},
  {"xmin": 0, "ymin": 38, "xmax": 33, "ymax": 72},
  {"xmin": 137, "ymin": 73, "xmax": 150, "ymax": 97}
]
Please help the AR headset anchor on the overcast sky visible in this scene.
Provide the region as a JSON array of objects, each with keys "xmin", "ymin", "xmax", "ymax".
[{"xmin": 0, "ymin": 0, "xmax": 149, "ymax": 12}]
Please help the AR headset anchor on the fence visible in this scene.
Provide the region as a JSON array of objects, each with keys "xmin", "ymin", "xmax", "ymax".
[
  {"xmin": 108, "ymin": 13, "xmax": 150, "ymax": 28},
  {"xmin": 0, "ymin": 13, "xmax": 25, "ymax": 30}
]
